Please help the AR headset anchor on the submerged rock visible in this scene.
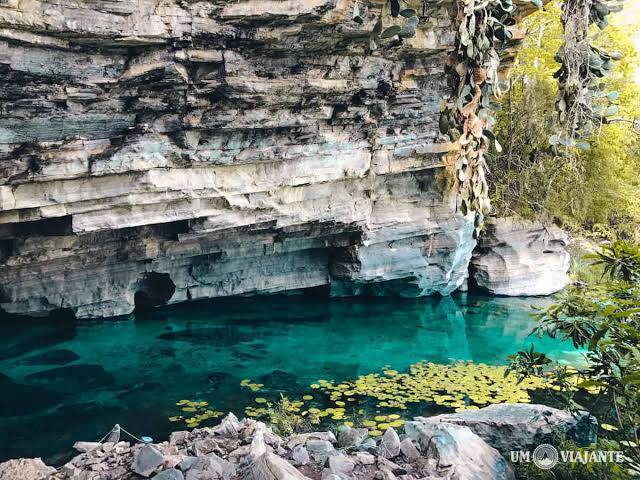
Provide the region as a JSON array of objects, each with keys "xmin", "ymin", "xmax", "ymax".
[
  {"xmin": 19, "ymin": 349, "xmax": 80, "ymax": 366},
  {"xmin": 471, "ymin": 217, "xmax": 570, "ymax": 296}
]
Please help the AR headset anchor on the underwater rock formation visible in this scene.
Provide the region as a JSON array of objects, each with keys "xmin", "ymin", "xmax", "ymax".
[
  {"xmin": 470, "ymin": 217, "xmax": 571, "ymax": 296},
  {"xmin": 0, "ymin": 0, "xmax": 479, "ymax": 319}
]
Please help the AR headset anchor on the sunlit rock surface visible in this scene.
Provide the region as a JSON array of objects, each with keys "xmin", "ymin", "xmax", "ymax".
[
  {"xmin": 0, "ymin": 0, "xmax": 476, "ymax": 319},
  {"xmin": 470, "ymin": 217, "xmax": 570, "ymax": 296}
]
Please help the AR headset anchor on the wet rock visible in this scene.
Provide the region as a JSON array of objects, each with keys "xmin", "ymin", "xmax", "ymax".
[
  {"xmin": 132, "ymin": 444, "xmax": 165, "ymax": 477},
  {"xmin": 378, "ymin": 429, "xmax": 400, "ymax": 459},
  {"xmin": 416, "ymin": 403, "xmax": 597, "ymax": 454},
  {"xmin": 471, "ymin": 217, "xmax": 570, "ymax": 296},
  {"xmin": 0, "ymin": 457, "xmax": 56, "ymax": 480},
  {"xmin": 154, "ymin": 469, "xmax": 185, "ymax": 480},
  {"xmin": 291, "ymin": 446, "xmax": 310, "ymax": 466},
  {"xmin": 25, "ymin": 364, "xmax": 115, "ymax": 391},
  {"xmin": 405, "ymin": 421, "xmax": 514, "ymax": 480},
  {"xmin": 0, "ymin": 372, "xmax": 64, "ymax": 417}
]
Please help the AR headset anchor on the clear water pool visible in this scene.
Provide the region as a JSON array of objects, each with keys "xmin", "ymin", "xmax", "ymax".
[{"xmin": 0, "ymin": 293, "xmax": 582, "ymax": 463}]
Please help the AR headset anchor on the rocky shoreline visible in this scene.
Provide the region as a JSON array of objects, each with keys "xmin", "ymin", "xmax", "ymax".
[{"xmin": 0, "ymin": 404, "xmax": 596, "ymax": 480}]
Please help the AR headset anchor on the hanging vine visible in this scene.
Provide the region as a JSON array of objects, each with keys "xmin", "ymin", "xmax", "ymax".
[
  {"xmin": 553, "ymin": 0, "xmax": 624, "ymax": 149},
  {"xmin": 438, "ymin": 0, "xmax": 541, "ymax": 237}
]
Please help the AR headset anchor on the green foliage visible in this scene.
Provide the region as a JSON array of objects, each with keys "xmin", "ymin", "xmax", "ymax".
[
  {"xmin": 507, "ymin": 243, "xmax": 640, "ymax": 476},
  {"xmin": 586, "ymin": 241, "xmax": 640, "ymax": 282},
  {"xmin": 490, "ymin": 2, "xmax": 640, "ymax": 239}
]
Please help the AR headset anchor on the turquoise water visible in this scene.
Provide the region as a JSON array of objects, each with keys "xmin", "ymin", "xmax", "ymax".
[{"xmin": 0, "ymin": 293, "xmax": 581, "ymax": 464}]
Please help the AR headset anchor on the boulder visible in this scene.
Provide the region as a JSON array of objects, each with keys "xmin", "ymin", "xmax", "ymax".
[
  {"xmin": 132, "ymin": 445, "xmax": 166, "ymax": 477},
  {"xmin": 405, "ymin": 421, "xmax": 515, "ymax": 480},
  {"xmin": 328, "ymin": 455, "xmax": 355, "ymax": 475},
  {"xmin": 471, "ymin": 217, "xmax": 570, "ymax": 296},
  {"xmin": 154, "ymin": 469, "xmax": 185, "ymax": 480},
  {"xmin": 291, "ymin": 446, "xmax": 310, "ymax": 466},
  {"xmin": 73, "ymin": 441, "xmax": 102, "ymax": 453},
  {"xmin": 305, "ymin": 440, "xmax": 337, "ymax": 463},
  {"xmin": 398, "ymin": 439, "xmax": 420, "ymax": 460},
  {"xmin": 245, "ymin": 452, "xmax": 312, "ymax": 480},
  {"xmin": 0, "ymin": 458, "xmax": 56, "ymax": 480},
  {"xmin": 336, "ymin": 426, "xmax": 368, "ymax": 448},
  {"xmin": 415, "ymin": 403, "xmax": 597, "ymax": 454},
  {"xmin": 185, "ymin": 454, "xmax": 235, "ymax": 480},
  {"xmin": 377, "ymin": 429, "xmax": 400, "ymax": 459},
  {"xmin": 286, "ymin": 432, "xmax": 336, "ymax": 450}
]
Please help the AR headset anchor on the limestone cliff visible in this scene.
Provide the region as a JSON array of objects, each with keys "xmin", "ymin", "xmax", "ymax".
[{"xmin": 0, "ymin": 0, "xmax": 479, "ymax": 319}]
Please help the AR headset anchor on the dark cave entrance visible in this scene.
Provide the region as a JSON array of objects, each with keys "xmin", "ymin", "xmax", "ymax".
[{"xmin": 134, "ymin": 272, "xmax": 176, "ymax": 312}]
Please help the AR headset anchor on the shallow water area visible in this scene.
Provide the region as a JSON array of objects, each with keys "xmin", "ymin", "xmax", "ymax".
[{"xmin": 0, "ymin": 293, "xmax": 582, "ymax": 464}]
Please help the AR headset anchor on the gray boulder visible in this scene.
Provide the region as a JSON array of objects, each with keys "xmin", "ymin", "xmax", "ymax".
[
  {"xmin": 471, "ymin": 217, "xmax": 570, "ymax": 296},
  {"xmin": 328, "ymin": 455, "xmax": 355, "ymax": 475},
  {"xmin": 291, "ymin": 446, "xmax": 310, "ymax": 466},
  {"xmin": 185, "ymin": 454, "xmax": 235, "ymax": 480},
  {"xmin": 377, "ymin": 429, "xmax": 400, "ymax": 459},
  {"xmin": 415, "ymin": 403, "xmax": 597, "ymax": 454},
  {"xmin": 405, "ymin": 421, "xmax": 515, "ymax": 480},
  {"xmin": 154, "ymin": 469, "xmax": 185, "ymax": 480},
  {"xmin": 306, "ymin": 439, "xmax": 337, "ymax": 463},
  {"xmin": 132, "ymin": 445, "xmax": 165, "ymax": 477},
  {"xmin": 245, "ymin": 452, "xmax": 312, "ymax": 480},
  {"xmin": 336, "ymin": 426, "xmax": 368, "ymax": 448},
  {"xmin": 398, "ymin": 438, "xmax": 420, "ymax": 460}
]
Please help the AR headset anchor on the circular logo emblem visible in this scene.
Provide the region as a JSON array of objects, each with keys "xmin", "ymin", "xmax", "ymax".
[{"xmin": 533, "ymin": 444, "xmax": 559, "ymax": 470}]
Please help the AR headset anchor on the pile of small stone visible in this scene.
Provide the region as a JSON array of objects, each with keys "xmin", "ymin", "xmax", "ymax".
[{"xmin": 0, "ymin": 404, "xmax": 596, "ymax": 480}]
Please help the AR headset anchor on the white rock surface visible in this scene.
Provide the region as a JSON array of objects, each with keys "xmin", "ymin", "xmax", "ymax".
[
  {"xmin": 471, "ymin": 217, "xmax": 570, "ymax": 296},
  {"xmin": 0, "ymin": 0, "xmax": 477, "ymax": 319}
]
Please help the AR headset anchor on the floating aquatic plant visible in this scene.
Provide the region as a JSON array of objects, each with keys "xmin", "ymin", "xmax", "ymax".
[
  {"xmin": 170, "ymin": 399, "xmax": 223, "ymax": 428},
  {"xmin": 170, "ymin": 361, "xmax": 567, "ymax": 433}
]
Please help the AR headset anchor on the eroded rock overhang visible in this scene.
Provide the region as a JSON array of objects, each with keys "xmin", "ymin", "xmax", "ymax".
[{"xmin": 0, "ymin": 0, "xmax": 482, "ymax": 319}]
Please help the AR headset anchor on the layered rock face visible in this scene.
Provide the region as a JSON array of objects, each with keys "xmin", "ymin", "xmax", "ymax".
[
  {"xmin": 471, "ymin": 217, "xmax": 570, "ymax": 296},
  {"xmin": 0, "ymin": 0, "xmax": 477, "ymax": 319}
]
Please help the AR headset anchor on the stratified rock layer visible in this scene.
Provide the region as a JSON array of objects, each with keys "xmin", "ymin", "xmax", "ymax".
[
  {"xmin": 0, "ymin": 0, "xmax": 477, "ymax": 319},
  {"xmin": 470, "ymin": 217, "xmax": 570, "ymax": 296}
]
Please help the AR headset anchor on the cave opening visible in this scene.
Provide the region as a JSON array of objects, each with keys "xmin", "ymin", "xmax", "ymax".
[{"xmin": 133, "ymin": 272, "xmax": 176, "ymax": 313}]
